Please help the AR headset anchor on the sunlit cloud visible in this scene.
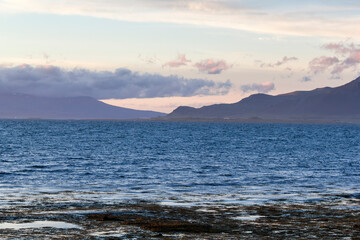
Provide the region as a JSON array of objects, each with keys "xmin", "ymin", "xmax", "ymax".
[
  {"xmin": 1, "ymin": 0, "xmax": 360, "ymax": 38},
  {"xmin": 325, "ymin": 43, "xmax": 360, "ymax": 74},
  {"xmin": 307, "ymin": 42, "xmax": 360, "ymax": 75},
  {"xmin": 0, "ymin": 64, "xmax": 232, "ymax": 99},
  {"xmin": 194, "ymin": 59, "xmax": 232, "ymax": 74},
  {"xmin": 241, "ymin": 82, "xmax": 275, "ymax": 93},
  {"xmin": 308, "ymin": 56, "xmax": 339, "ymax": 73},
  {"xmin": 322, "ymin": 43, "xmax": 357, "ymax": 55},
  {"xmin": 163, "ymin": 54, "xmax": 191, "ymax": 68},
  {"xmin": 259, "ymin": 56, "xmax": 298, "ymax": 68}
]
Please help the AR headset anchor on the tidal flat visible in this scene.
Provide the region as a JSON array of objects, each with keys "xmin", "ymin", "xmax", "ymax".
[{"xmin": 0, "ymin": 197, "xmax": 359, "ymax": 239}]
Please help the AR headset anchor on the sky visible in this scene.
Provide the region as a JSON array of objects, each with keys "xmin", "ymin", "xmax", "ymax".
[{"xmin": 1, "ymin": 0, "xmax": 360, "ymax": 113}]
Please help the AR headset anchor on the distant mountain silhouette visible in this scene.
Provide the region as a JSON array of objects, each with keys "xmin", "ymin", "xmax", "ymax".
[
  {"xmin": 168, "ymin": 76, "xmax": 360, "ymax": 123},
  {"xmin": 0, "ymin": 92, "xmax": 165, "ymax": 119}
]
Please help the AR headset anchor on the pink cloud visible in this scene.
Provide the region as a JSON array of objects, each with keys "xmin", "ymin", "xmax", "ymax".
[
  {"xmin": 324, "ymin": 42, "xmax": 360, "ymax": 74},
  {"xmin": 194, "ymin": 59, "xmax": 231, "ymax": 74},
  {"xmin": 308, "ymin": 42, "xmax": 360, "ymax": 74},
  {"xmin": 308, "ymin": 56, "xmax": 339, "ymax": 73},
  {"xmin": 322, "ymin": 43, "xmax": 357, "ymax": 55},
  {"xmin": 259, "ymin": 56, "xmax": 298, "ymax": 68},
  {"xmin": 274, "ymin": 56, "xmax": 298, "ymax": 66},
  {"xmin": 163, "ymin": 54, "xmax": 191, "ymax": 68},
  {"xmin": 334, "ymin": 49, "xmax": 360, "ymax": 73}
]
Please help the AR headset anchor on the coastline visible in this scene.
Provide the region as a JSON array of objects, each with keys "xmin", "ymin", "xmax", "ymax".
[
  {"xmin": 1, "ymin": 117, "xmax": 360, "ymax": 125},
  {"xmin": 1, "ymin": 197, "xmax": 359, "ymax": 239}
]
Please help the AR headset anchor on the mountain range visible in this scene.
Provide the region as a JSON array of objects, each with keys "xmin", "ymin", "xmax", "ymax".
[
  {"xmin": 167, "ymin": 76, "xmax": 360, "ymax": 123},
  {"xmin": 2, "ymin": 76, "xmax": 360, "ymax": 122},
  {"xmin": 0, "ymin": 92, "xmax": 165, "ymax": 120}
]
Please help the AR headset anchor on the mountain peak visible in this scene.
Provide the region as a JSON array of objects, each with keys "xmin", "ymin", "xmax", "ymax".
[
  {"xmin": 338, "ymin": 76, "xmax": 360, "ymax": 91},
  {"xmin": 167, "ymin": 76, "xmax": 360, "ymax": 123}
]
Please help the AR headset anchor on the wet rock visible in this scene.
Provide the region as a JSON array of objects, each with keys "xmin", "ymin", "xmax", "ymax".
[
  {"xmin": 2, "ymin": 201, "xmax": 360, "ymax": 239},
  {"xmin": 142, "ymin": 220, "xmax": 214, "ymax": 233},
  {"xmin": 87, "ymin": 212, "xmax": 221, "ymax": 233}
]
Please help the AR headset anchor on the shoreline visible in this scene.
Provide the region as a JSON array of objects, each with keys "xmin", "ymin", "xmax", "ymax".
[
  {"xmin": 1, "ymin": 198, "xmax": 359, "ymax": 239},
  {"xmin": 1, "ymin": 117, "xmax": 360, "ymax": 125}
]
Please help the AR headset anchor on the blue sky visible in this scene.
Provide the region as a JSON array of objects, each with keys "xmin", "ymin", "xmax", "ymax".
[{"xmin": 1, "ymin": 0, "xmax": 360, "ymax": 112}]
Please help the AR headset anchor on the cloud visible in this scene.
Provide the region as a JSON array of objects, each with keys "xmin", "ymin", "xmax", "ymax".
[
  {"xmin": 260, "ymin": 56, "xmax": 298, "ymax": 68},
  {"xmin": 164, "ymin": 56, "xmax": 232, "ymax": 74},
  {"xmin": 3, "ymin": 1, "xmax": 360, "ymax": 39},
  {"xmin": 194, "ymin": 59, "xmax": 231, "ymax": 74},
  {"xmin": 308, "ymin": 56, "xmax": 339, "ymax": 73},
  {"xmin": 0, "ymin": 64, "xmax": 232, "ymax": 99},
  {"xmin": 301, "ymin": 76, "xmax": 311, "ymax": 82},
  {"xmin": 308, "ymin": 42, "xmax": 360, "ymax": 74},
  {"xmin": 331, "ymin": 46, "xmax": 360, "ymax": 74},
  {"xmin": 273, "ymin": 56, "xmax": 298, "ymax": 67},
  {"xmin": 322, "ymin": 43, "xmax": 356, "ymax": 55},
  {"xmin": 241, "ymin": 82, "xmax": 275, "ymax": 93},
  {"xmin": 138, "ymin": 54, "xmax": 159, "ymax": 64},
  {"xmin": 163, "ymin": 54, "xmax": 191, "ymax": 68}
]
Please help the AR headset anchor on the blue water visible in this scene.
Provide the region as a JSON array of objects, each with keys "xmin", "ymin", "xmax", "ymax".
[{"xmin": 0, "ymin": 120, "xmax": 359, "ymax": 207}]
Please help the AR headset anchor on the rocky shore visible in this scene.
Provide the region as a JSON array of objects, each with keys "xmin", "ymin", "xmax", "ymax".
[{"xmin": 0, "ymin": 198, "xmax": 359, "ymax": 239}]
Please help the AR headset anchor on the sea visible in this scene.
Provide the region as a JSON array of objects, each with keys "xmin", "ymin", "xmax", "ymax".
[{"xmin": 0, "ymin": 120, "xmax": 360, "ymax": 208}]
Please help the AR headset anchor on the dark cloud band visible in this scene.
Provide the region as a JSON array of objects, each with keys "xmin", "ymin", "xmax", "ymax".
[{"xmin": 0, "ymin": 64, "xmax": 232, "ymax": 99}]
